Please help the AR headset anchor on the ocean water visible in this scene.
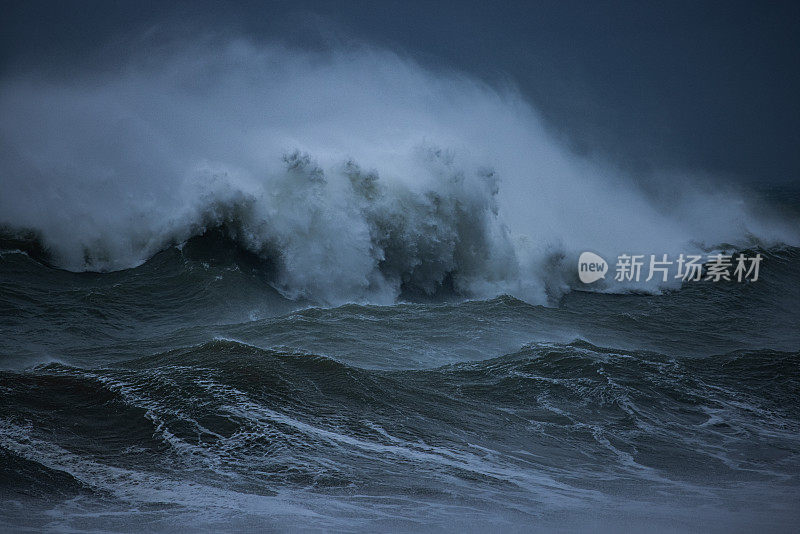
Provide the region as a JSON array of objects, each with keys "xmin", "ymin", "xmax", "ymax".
[
  {"xmin": 0, "ymin": 235, "xmax": 798, "ymax": 533},
  {"xmin": 1, "ymin": 39, "xmax": 799, "ymax": 533}
]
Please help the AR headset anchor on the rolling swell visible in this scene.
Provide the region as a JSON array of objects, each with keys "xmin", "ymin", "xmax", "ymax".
[
  {"xmin": 1, "ymin": 340, "xmax": 798, "ymax": 531},
  {"xmin": 2, "ymin": 244, "xmax": 799, "ymax": 370}
]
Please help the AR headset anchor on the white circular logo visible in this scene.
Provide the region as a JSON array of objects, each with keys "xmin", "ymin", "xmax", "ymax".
[{"xmin": 578, "ymin": 252, "xmax": 608, "ymax": 283}]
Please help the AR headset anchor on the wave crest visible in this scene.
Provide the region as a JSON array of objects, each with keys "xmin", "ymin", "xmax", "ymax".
[{"xmin": 1, "ymin": 38, "xmax": 796, "ymax": 305}]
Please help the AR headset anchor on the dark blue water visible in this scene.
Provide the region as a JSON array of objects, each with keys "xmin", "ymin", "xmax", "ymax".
[{"xmin": 1, "ymin": 240, "xmax": 799, "ymax": 532}]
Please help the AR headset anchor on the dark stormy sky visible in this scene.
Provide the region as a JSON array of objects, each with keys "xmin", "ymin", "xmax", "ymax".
[{"xmin": 2, "ymin": 0, "xmax": 799, "ymax": 190}]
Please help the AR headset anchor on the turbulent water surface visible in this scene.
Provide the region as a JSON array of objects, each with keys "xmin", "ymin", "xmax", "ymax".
[
  {"xmin": 1, "ymin": 237, "xmax": 798, "ymax": 533},
  {"xmin": 1, "ymin": 38, "xmax": 799, "ymax": 533}
]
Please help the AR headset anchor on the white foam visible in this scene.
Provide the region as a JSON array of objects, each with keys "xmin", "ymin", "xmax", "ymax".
[{"xmin": 1, "ymin": 38, "xmax": 796, "ymax": 305}]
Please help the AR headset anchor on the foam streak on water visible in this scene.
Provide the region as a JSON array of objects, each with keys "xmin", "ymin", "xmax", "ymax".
[
  {"xmin": 1, "ymin": 244, "xmax": 799, "ymax": 532},
  {"xmin": 1, "ymin": 37, "xmax": 799, "ymax": 533}
]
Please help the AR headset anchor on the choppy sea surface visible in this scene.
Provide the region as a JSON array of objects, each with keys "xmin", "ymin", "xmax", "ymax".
[{"xmin": 1, "ymin": 236, "xmax": 798, "ymax": 533}]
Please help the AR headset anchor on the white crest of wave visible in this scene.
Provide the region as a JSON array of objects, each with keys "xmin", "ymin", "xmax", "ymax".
[{"xmin": 0, "ymin": 39, "xmax": 795, "ymax": 305}]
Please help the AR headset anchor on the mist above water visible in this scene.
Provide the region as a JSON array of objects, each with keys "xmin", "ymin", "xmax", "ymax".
[{"xmin": 1, "ymin": 37, "xmax": 795, "ymax": 305}]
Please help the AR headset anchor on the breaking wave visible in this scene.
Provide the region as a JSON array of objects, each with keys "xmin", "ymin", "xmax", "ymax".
[{"xmin": 1, "ymin": 38, "xmax": 796, "ymax": 305}]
